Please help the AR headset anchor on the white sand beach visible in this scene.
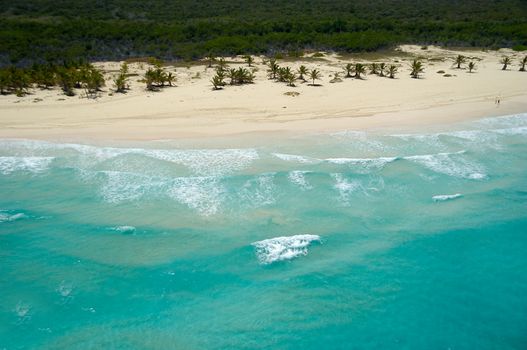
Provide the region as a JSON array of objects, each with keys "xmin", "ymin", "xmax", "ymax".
[{"xmin": 1, "ymin": 45, "xmax": 526, "ymax": 141}]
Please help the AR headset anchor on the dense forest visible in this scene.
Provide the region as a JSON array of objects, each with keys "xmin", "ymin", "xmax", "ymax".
[{"xmin": 1, "ymin": 0, "xmax": 526, "ymax": 65}]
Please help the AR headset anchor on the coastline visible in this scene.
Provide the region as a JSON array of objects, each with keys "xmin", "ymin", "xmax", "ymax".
[{"xmin": 1, "ymin": 46, "xmax": 526, "ymax": 143}]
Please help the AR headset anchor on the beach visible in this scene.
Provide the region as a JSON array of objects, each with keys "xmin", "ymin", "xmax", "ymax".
[
  {"xmin": 2, "ymin": 111, "xmax": 527, "ymax": 349},
  {"xmin": 1, "ymin": 46, "xmax": 526, "ymax": 141},
  {"xmin": 2, "ymin": 45, "xmax": 527, "ymax": 349}
]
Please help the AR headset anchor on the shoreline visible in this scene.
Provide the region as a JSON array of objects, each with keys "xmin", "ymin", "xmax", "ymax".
[
  {"xmin": 1, "ymin": 46, "xmax": 526, "ymax": 144},
  {"xmin": 0, "ymin": 95, "xmax": 525, "ymax": 146}
]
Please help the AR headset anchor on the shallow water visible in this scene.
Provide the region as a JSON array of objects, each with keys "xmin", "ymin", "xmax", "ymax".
[{"xmin": 1, "ymin": 114, "xmax": 527, "ymax": 349}]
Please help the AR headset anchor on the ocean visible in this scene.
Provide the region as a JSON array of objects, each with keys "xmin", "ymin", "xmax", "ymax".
[{"xmin": 1, "ymin": 114, "xmax": 526, "ymax": 349}]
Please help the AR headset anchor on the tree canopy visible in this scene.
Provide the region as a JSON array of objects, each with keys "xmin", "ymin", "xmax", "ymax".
[{"xmin": 1, "ymin": 0, "xmax": 526, "ymax": 65}]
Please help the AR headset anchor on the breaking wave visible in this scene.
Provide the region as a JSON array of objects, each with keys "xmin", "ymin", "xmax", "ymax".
[
  {"xmin": 272, "ymin": 153, "xmax": 319, "ymax": 164},
  {"xmin": 109, "ymin": 226, "xmax": 137, "ymax": 234},
  {"xmin": 0, "ymin": 140, "xmax": 258, "ymax": 176},
  {"xmin": 0, "ymin": 211, "xmax": 27, "ymax": 223},
  {"xmin": 404, "ymin": 151, "xmax": 486, "ymax": 179},
  {"xmin": 252, "ymin": 234, "xmax": 321, "ymax": 264},
  {"xmin": 432, "ymin": 194, "xmax": 463, "ymax": 202},
  {"xmin": 0, "ymin": 156, "xmax": 54, "ymax": 175}
]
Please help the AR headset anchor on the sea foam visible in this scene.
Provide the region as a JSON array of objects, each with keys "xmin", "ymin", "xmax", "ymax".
[
  {"xmin": 110, "ymin": 226, "xmax": 137, "ymax": 234},
  {"xmin": 432, "ymin": 193, "xmax": 463, "ymax": 202},
  {"xmin": 288, "ymin": 170, "xmax": 312, "ymax": 190},
  {"xmin": 168, "ymin": 176, "xmax": 225, "ymax": 215},
  {"xmin": 332, "ymin": 173, "xmax": 362, "ymax": 205},
  {"xmin": 239, "ymin": 173, "xmax": 276, "ymax": 208},
  {"xmin": 0, "ymin": 140, "xmax": 259, "ymax": 176},
  {"xmin": 98, "ymin": 170, "xmax": 225, "ymax": 215},
  {"xmin": 0, "ymin": 211, "xmax": 27, "ymax": 223},
  {"xmin": 0, "ymin": 156, "xmax": 54, "ymax": 175},
  {"xmin": 404, "ymin": 151, "xmax": 486, "ymax": 179},
  {"xmin": 252, "ymin": 234, "xmax": 321, "ymax": 264},
  {"xmin": 325, "ymin": 156, "xmax": 397, "ymax": 171},
  {"xmin": 272, "ymin": 153, "xmax": 320, "ymax": 164}
]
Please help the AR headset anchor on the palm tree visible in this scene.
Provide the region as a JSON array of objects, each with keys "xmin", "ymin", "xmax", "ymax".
[
  {"xmin": 5, "ymin": 67, "xmax": 31, "ymax": 96},
  {"xmin": 278, "ymin": 67, "xmax": 294, "ymax": 83},
  {"xmin": 520, "ymin": 56, "xmax": 527, "ymax": 72},
  {"xmin": 297, "ymin": 65, "xmax": 308, "ymax": 81},
  {"xmin": 211, "ymin": 75, "xmax": 223, "ymax": 90},
  {"xmin": 309, "ymin": 69, "xmax": 321, "ymax": 86},
  {"xmin": 215, "ymin": 68, "xmax": 226, "ymax": 85},
  {"xmin": 114, "ymin": 74, "xmax": 127, "ymax": 93},
  {"xmin": 83, "ymin": 65, "xmax": 105, "ymax": 97},
  {"xmin": 244, "ymin": 69, "xmax": 255, "ymax": 84},
  {"xmin": 268, "ymin": 59, "xmax": 279, "ymax": 80},
  {"xmin": 455, "ymin": 55, "xmax": 466, "ymax": 69},
  {"xmin": 166, "ymin": 72, "xmax": 175, "ymax": 86},
  {"xmin": 344, "ymin": 63, "xmax": 353, "ymax": 78},
  {"xmin": 114, "ymin": 63, "xmax": 129, "ymax": 92},
  {"xmin": 387, "ymin": 65, "xmax": 398, "ymax": 79},
  {"xmin": 144, "ymin": 68, "xmax": 157, "ymax": 90},
  {"xmin": 369, "ymin": 63, "xmax": 379, "ymax": 75},
  {"xmin": 379, "ymin": 63, "xmax": 386, "ymax": 77},
  {"xmin": 244, "ymin": 55, "xmax": 254, "ymax": 67},
  {"xmin": 410, "ymin": 60, "xmax": 424, "ymax": 79},
  {"xmin": 31, "ymin": 64, "xmax": 56, "ymax": 89},
  {"xmin": 235, "ymin": 67, "xmax": 253, "ymax": 84},
  {"xmin": 329, "ymin": 72, "xmax": 343, "ymax": 83},
  {"xmin": 228, "ymin": 68, "xmax": 237, "ymax": 85},
  {"xmin": 354, "ymin": 63, "xmax": 366, "ymax": 79},
  {"xmin": 286, "ymin": 72, "xmax": 297, "ymax": 87},
  {"xmin": 501, "ymin": 56, "xmax": 512, "ymax": 70},
  {"xmin": 57, "ymin": 67, "xmax": 76, "ymax": 96},
  {"xmin": 468, "ymin": 61, "xmax": 476, "ymax": 73}
]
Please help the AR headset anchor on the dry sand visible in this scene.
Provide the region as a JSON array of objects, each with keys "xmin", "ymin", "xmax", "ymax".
[{"xmin": 1, "ymin": 45, "xmax": 526, "ymax": 142}]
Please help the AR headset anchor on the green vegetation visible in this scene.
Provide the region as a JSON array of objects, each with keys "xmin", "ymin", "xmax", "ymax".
[
  {"xmin": 264, "ymin": 59, "xmax": 308, "ymax": 87},
  {"xmin": 500, "ymin": 56, "xmax": 512, "ymax": 70},
  {"xmin": 455, "ymin": 55, "xmax": 466, "ymax": 69},
  {"xmin": 388, "ymin": 65, "xmax": 398, "ymax": 79},
  {"xmin": 353, "ymin": 63, "xmax": 367, "ymax": 79},
  {"xmin": 410, "ymin": 60, "xmax": 424, "ymax": 78},
  {"xmin": 519, "ymin": 56, "xmax": 527, "ymax": 71},
  {"xmin": 309, "ymin": 69, "xmax": 321, "ymax": 86},
  {"xmin": 267, "ymin": 59, "xmax": 279, "ymax": 80},
  {"xmin": 142, "ymin": 64, "xmax": 175, "ymax": 91},
  {"xmin": 344, "ymin": 63, "xmax": 354, "ymax": 78},
  {"xmin": 211, "ymin": 75, "xmax": 224, "ymax": 90},
  {"xmin": 378, "ymin": 63, "xmax": 386, "ymax": 77},
  {"xmin": 0, "ymin": 62, "xmax": 105, "ymax": 97},
  {"xmin": 210, "ymin": 59, "xmax": 254, "ymax": 90},
  {"xmin": 244, "ymin": 55, "xmax": 254, "ymax": 67},
  {"xmin": 278, "ymin": 67, "xmax": 294, "ymax": 84},
  {"xmin": 297, "ymin": 66, "xmax": 308, "ymax": 81},
  {"xmin": 286, "ymin": 71, "xmax": 297, "ymax": 87},
  {"xmin": 1, "ymin": 0, "xmax": 526, "ymax": 65},
  {"xmin": 468, "ymin": 61, "xmax": 476, "ymax": 73},
  {"xmin": 113, "ymin": 62, "xmax": 129, "ymax": 93}
]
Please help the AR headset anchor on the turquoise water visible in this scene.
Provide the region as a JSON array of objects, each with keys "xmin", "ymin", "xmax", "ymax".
[{"xmin": 1, "ymin": 114, "xmax": 527, "ymax": 349}]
